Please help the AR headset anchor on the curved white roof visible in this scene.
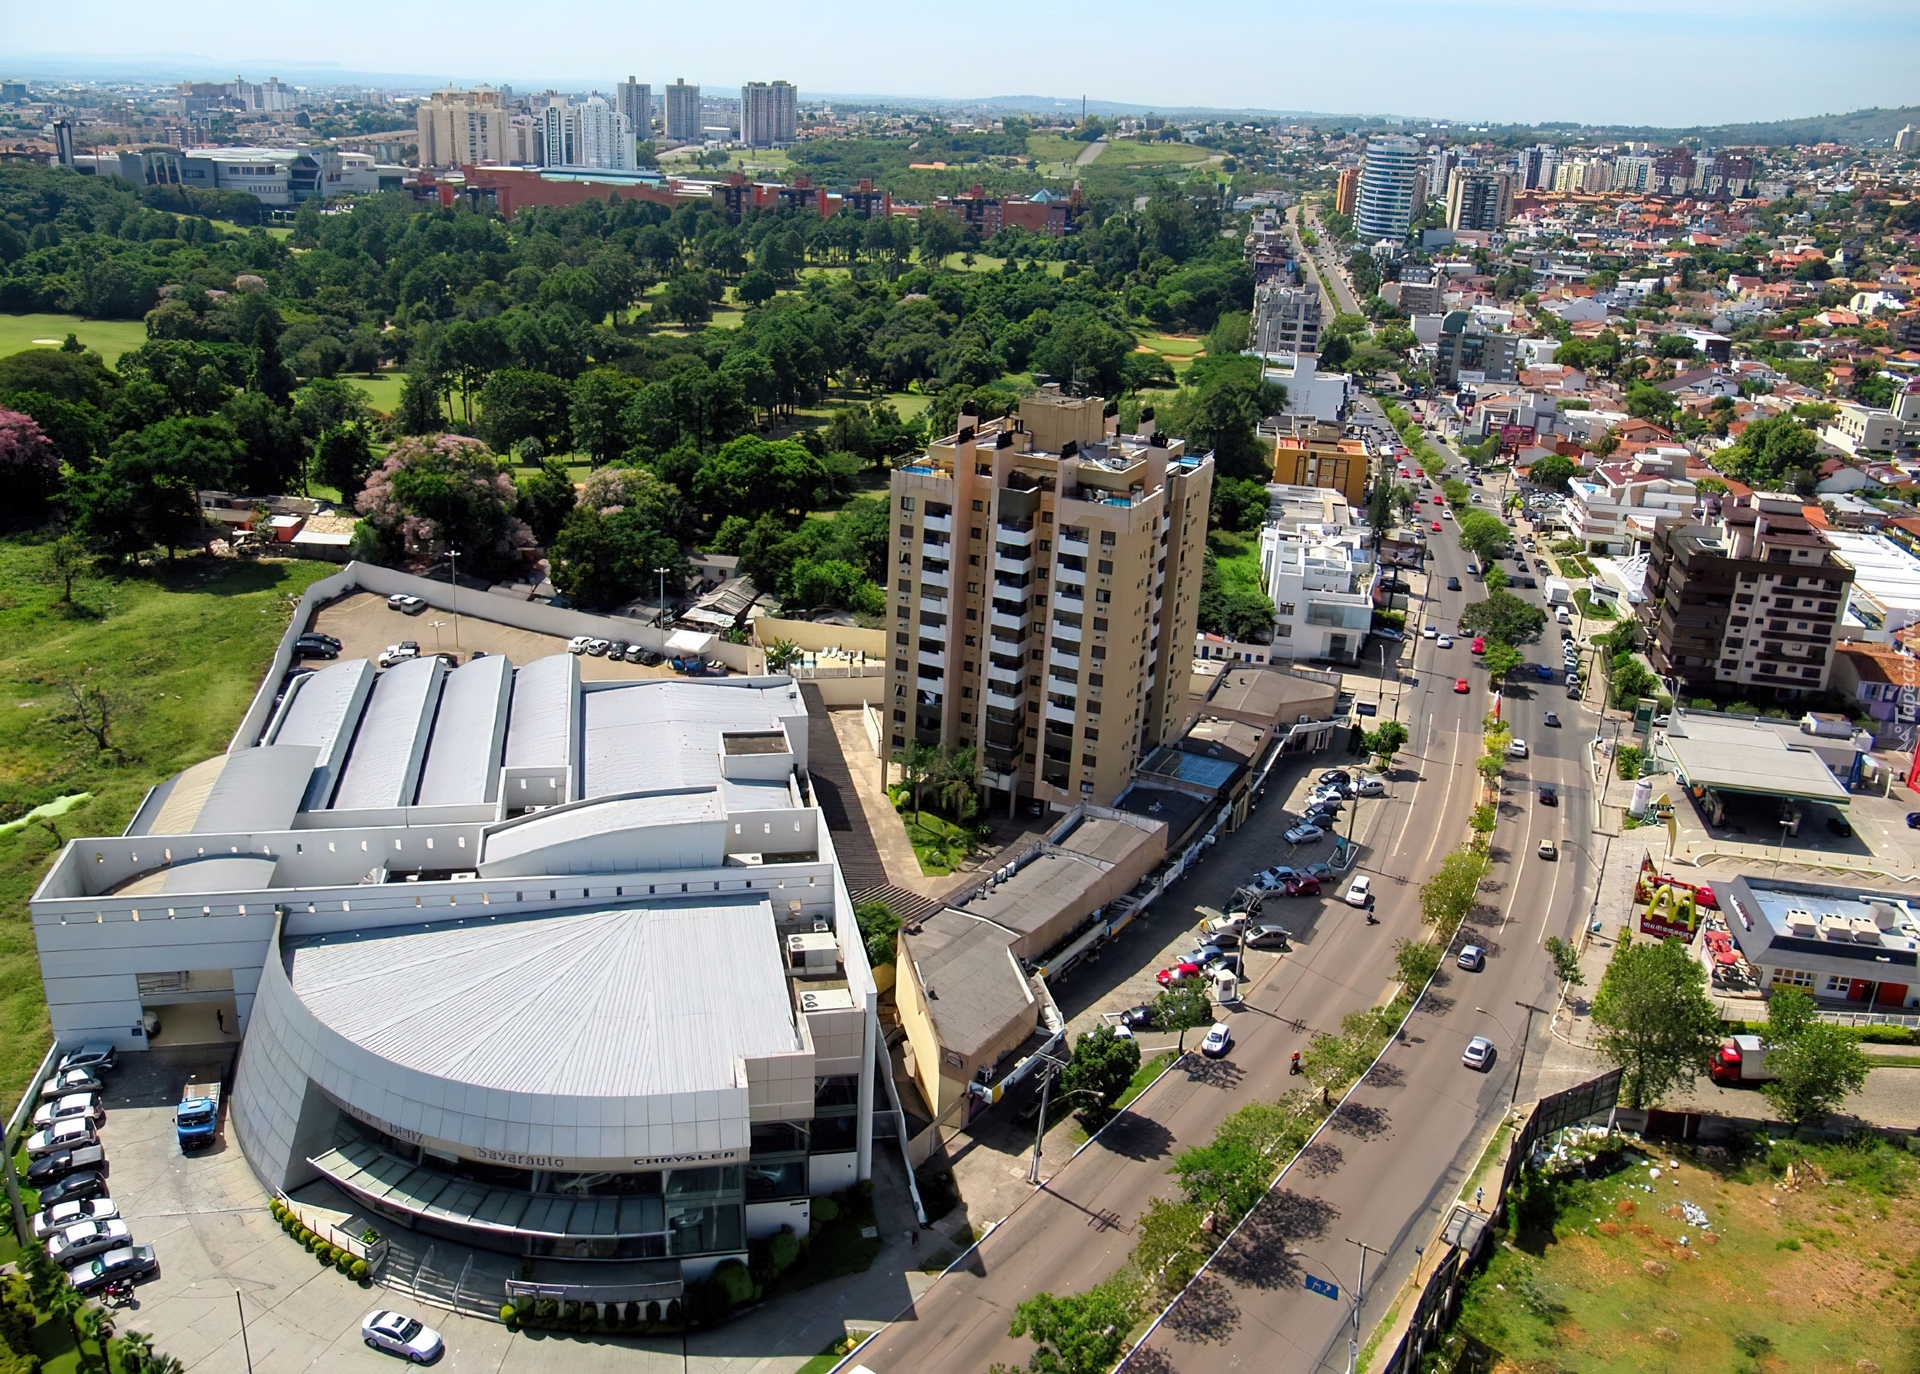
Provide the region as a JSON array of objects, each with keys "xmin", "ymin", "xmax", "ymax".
[
  {"xmin": 415, "ymin": 654, "xmax": 513, "ymax": 806},
  {"xmin": 331, "ymin": 656, "xmax": 445, "ymax": 811},
  {"xmin": 504, "ymin": 654, "xmax": 578, "ymax": 774}
]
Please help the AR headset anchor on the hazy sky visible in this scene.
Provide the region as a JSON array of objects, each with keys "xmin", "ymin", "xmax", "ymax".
[{"xmin": 13, "ymin": 0, "xmax": 1919, "ymax": 127}]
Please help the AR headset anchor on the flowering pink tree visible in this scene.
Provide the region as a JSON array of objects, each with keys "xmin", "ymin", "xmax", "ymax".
[
  {"xmin": 0, "ymin": 409, "xmax": 60, "ymax": 514},
  {"xmin": 354, "ymin": 434, "xmax": 533, "ymax": 575}
]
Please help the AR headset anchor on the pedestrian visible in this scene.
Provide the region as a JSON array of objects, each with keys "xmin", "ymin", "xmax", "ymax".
[
  {"xmin": 910, "ymin": 1228, "xmax": 918, "ymax": 1249},
  {"xmin": 216, "ymin": 1008, "xmax": 226, "ymax": 1033},
  {"xmin": 1475, "ymin": 1186, "xmax": 1484, "ymax": 1210}
]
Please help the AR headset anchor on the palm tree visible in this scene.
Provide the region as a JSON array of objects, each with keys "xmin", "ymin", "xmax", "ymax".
[
  {"xmin": 894, "ymin": 740, "xmax": 938, "ymax": 814},
  {"xmin": 932, "ymin": 745, "xmax": 979, "ymax": 823}
]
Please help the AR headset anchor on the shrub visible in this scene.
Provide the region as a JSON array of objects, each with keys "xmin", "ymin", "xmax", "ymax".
[
  {"xmin": 561, "ymin": 1300, "xmax": 579, "ymax": 1323},
  {"xmin": 710, "ymin": 1258, "xmax": 758, "ymax": 1308},
  {"xmin": 351, "ymin": 1259, "xmax": 370, "ymax": 1282},
  {"xmin": 335, "ymin": 1250, "xmax": 354, "ymax": 1273},
  {"xmin": 576, "ymin": 1302, "xmax": 598, "ymax": 1331},
  {"xmin": 535, "ymin": 1298, "xmax": 559, "ymax": 1320},
  {"xmin": 768, "ymin": 1228, "xmax": 801, "ymax": 1274},
  {"xmin": 316, "ymin": 1244, "xmax": 336, "ymax": 1266},
  {"xmin": 665, "ymin": 1298, "xmax": 681, "ymax": 1323},
  {"xmin": 811, "ymin": 1196, "xmax": 840, "ymax": 1223},
  {"xmin": 645, "ymin": 1299, "xmax": 662, "ymax": 1324},
  {"xmin": 501, "ymin": 1303, "xmax": 519, "ymax": 1328}
]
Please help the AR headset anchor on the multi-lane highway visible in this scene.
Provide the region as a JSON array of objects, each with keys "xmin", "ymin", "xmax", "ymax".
[{"xmin": 851, "ymin": 455, "xmax": 1604, "ymax": 1374}]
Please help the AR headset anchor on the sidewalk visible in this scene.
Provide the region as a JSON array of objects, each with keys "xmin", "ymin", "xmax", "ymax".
[{"xmin": 827, "ymin": 708, "xmax": 956, "ymax": 901}]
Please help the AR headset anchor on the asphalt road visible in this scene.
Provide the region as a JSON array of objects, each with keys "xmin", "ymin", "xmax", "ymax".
[
  {"xmin": 1293, "ymin": 207, "xmax": 1361, "ymax": 317},
  {"xmin": 853, "ymin": 457, "xmax": 1604, "ymax": 1374}
]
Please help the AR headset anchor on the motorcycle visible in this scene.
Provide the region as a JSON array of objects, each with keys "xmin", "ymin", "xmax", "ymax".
[{"xmin": 101, "ymin": 1280, "xmax": 135, "ymax": 1309}]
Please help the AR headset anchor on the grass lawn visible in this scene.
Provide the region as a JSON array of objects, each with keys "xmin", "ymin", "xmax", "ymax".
[
  {"xmin": 1095, "ymin": 139, "xmax": 1208, "ymax": 168},
  {"xmin": 342, "ymin": 369, "xmax": 406, "ymax": 414},
  {"xmin": 1572, "ymin": 588, "xmax": 1617, "ymax": 620},
  {"xmin": 934, "ymin": 253, "xmax": 1067, "ymax": 276},
  {"xmin": 1026, "ymin": 133, "xmax": 1086, "ymax": 167},
  {"xmin": 0, "ymin": 313, "xmax": 149, "ymax": 366},
  {"xmin": 1443, "ymin": 1135, "xmax": 1920, "ymax": 1373},
  {"xmin": 0, "ymin": 541, "xmax": 334, "ymax": 1106},
  {"xmin": 1114, "ymin": 1051, "xmax": 1175, "ymax": 1112},
  {"xmin": 1206, "ymin": 530, "xmax": 1266, "ymax": 600},
  {"xmin": 900, "ymin": 810, "xmax": 975, "ymax": 876}
]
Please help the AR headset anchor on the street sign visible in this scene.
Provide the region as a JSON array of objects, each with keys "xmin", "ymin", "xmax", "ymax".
[{"xmin": 1303, "ymin": 1275, "xmax": 1339, "ymax": 1301}]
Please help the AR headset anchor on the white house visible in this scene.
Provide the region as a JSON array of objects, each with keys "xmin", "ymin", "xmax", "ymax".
[{"xmin": 1258, "ymin": 525, "xmax": 1378, "ymax": 663}]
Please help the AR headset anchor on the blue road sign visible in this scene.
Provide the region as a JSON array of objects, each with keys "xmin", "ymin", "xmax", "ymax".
[{"xmin": 1303, "ymin": 1275, "xmax": 1339, "ymax": 1301}]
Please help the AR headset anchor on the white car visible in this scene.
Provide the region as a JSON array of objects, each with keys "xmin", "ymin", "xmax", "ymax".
[
  {"xmin": 1200, "ymin": 1024, "xmax": 1233, "ymax": 1058},
  {"xmin": 1436, "ymin": 634, "xmax": 1453, "ymax": 649},
  {"xmin": 1441, "ymin": 509, "xmax": 1453, "ymax": 521},
  {"xmin": 386, "ymin": 594, "xmax": 426, "ymax": 615},
  {"xmin": 361, "ymin": 1310, "xmax": 445, "ymax": 1364},
  {"xmin": 48, "ymin": 1218, "xmax": 132, "ymax": 1268},
  {"xmin": 567, "ymin": 635, "xmax": 593, "ymax": 654},
  {"xmin": 39, "ymin": 1068, "xmax": 103, "ymax": 1102},
  {"xmin": 377, "ymin": 643, "xmax": 420, "ymax": 669},
  {"xmin": 1507, "ymin": 739, "xmax": 1529, "ymax": 759},
  {"xmin": 31, "ymin": 1198, "xmax": 118, "ymax": 1241},
  {"xmin": 25, "ymin": 1117, "xmax": 97, "ymax": 1158},
  {"xmin": 1344, "ymin": 874, "xmax": 1373, "ymax": 908},
  {"xmin": 585, "ymin": 639, "xmax": 612, "ymax": 656},
  {"xmin": 1422, "ymin": 623, "xmax": 1438, "ymax": 639},
  {"xmin": 1463, "ymin": 1035, "xmax": 1496, "ymax": 1070},
  {"xmin": 1458, "ymin": 945, "xmax": 1486, "ymax": 971},
  {"xmin": 1284, "ymin": 823, "xmax": 1325, "ymax": 845},
  {"xmin": 31, "ymin": 1093, "xmax": 103, "ymax": 1130},
  {"xmin": 1355, "ymin": 776, "xmax": 1386, "ymax": 797}
]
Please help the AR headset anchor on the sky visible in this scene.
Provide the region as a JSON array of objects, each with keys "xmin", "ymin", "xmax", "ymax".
[{"xmin": 10, "ymin": 0, "xmax": 1919, "ymax": 128}]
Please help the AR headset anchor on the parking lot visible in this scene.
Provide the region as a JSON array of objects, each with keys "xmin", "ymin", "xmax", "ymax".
[{"xmin": 305, "ymin": 591, "xmax": 685, "ymax": 682}]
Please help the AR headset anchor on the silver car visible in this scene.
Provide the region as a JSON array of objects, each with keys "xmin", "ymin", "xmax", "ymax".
[
  {"xmin": 48, "ymin": 1218, "xmax": 132, "ymax": 1267},
  {"xmin": 1463, "ymin": 1036, "xmax": 1496, "ymax": 1070},
  {"xmin": 31, "ymin": 1198, "xmax": 118, "ymax": 1241}
]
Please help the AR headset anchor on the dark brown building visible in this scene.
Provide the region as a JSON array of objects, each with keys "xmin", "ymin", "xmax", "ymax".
[{"xmin": 1641, "ymin": 494, "xmax": 1855, "ymax": 701}]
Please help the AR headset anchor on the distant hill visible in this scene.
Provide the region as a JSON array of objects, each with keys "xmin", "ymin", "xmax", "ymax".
[{"xmin": 1578, "ymin": 106, "xmax": 1920, "ymax": 148}]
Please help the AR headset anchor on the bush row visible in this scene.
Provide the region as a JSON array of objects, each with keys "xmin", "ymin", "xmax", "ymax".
[
  {"xmin": 501, "ymin": 1296, "xmax": 683, "ymax": 1332},
  {"xmin": 268, "ymin": 1198, "xmax": 370, "ymax": 1282}
]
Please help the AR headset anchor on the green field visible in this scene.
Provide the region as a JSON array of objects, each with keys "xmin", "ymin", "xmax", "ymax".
[
  {"xmin": 343, "ymin": 369, "xmax": 406, "ymax": 413},
  {"xmin": 1207, "ymin": 530, "xmax": 1265, "ymax": 597},
  {"xmin": 0, "ymin": 542, "xmax": 333, "ymax": 1105},
  {"xmin": 0, "ymin": 314, "xmax": 150, "ymax": 366},
  {"xmin": 1025, "ymin": 133, "xmax": 1086, "ymax": 166},
  {"xmin": 1096, "ymin": 139, "xmax": 1209, "ymax": 168},
  {"xmin": 934, "ymin": 252, "xmax": 1067, "ymax": 275}
]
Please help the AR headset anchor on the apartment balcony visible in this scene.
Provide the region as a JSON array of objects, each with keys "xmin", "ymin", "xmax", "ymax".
[
  {"xmin": 922, "ymin": 534, "xmax": 952, "ymax": 553},
  {"xmin": 995, "ymin": 552, "xmax": 1036, "ymax": 576},
  {"xmin": 921, "ymin": 564, "xmax": 949, "ymax": 589},
  {"xmin": 924, "ymin": 511, "xmax": 953, "ymax": 535},
  {"xmin": 918, "ymin": 648, "xmax": 946, "ymax": 670},
  {"xmin": 1049, "ymin": 648, "xmax": 1081, "ymax": 672},
  {"xmin": 996, "ymin": 521, "xmax": 1035, "ymax": 546},
  {"xmin": 919, "ymin": 593, "xmax": 948, "ymax": 614},
  {"xmin": 1060, "ymin": 533, "xmax": 1091, "ymax": 557},
  {"xmin": 991, "ymin": 607, "xmax": 1029, "ymax": 632},
  {"xmin": 987, "ymin": 681, "xmax": 1025, "ymax": 710}
]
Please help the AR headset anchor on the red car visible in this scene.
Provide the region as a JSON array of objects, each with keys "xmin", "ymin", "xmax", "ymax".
[
  {"xmin": 1432, "ymin": 521, "xmax": 1442, "ymax": 532},
  {"xmin": 1156, "ymin": 961, "xmax": 1201, "ymax": 986},
  {"xmin": 1470, "ymin": 637, "xmax": 1485, "ymax": 655},
  {"xmin": 1454, "ymin": 678, "xmax": 1470, "ymax": 693},
  {"xmin": 1283, "ymin": 875, "xmax": 1322, "ymax": 897}
]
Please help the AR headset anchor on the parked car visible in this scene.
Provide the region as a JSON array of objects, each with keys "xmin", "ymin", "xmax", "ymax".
[
  {"xmin": 1243, "ymin": 924, "xmax": 1293, "ymax": 949},
  {"xmin": 1543, "ymin": 712, "xmax": 1560, "ymax": 728},
  {"xmin": 48, "ymin": 1218, "xmax": 132, "ymax": 1267},
  {"xmin": 567, "ymin": 636, "xmax": 593, "ymax": 654},
  {"xmin": 1119, "ymin": 1004, "xmax": 1154, "ymax": 1030},
  {"xmin": 1567, "ymin": 682, "xmax": 1582, "ymax": 698},
  {"xmin": 1200, "ymin": 1024, "xmax": 1234, "ymax": 1059},
  {"xmin": 295, "ymin": 636, "xmax": 340, "ymax": 659},
  {"xmin": 1179, "ymin": 945, "xmax": 1226, "ymax": 969},
  {"xmin": 1156, "ymin": 961, "xmax": 1201, "ymax": 986},
  {"xmin": 1249, "ymin": 866, "xmax": 1301, "ymax": 891},
  {"xmin": 377, "ymin": 642, "xmax": 420, "ymax": 669},
  {"xmin": 70, "ymin": 1246, "xmax": 158, "ymax": 1295},
  {"xmin": 33, "ymin": 1172, "xmax": 107, "ymax": 1210},
  {"xmin": 56, "ymin": 1044, "xmax": 114, "ymax": 1076},
  {"xmin": 623, "ymin": 644, "xmax": 649, "ymax": 663},
  {"xmin": 1283, "ymin": 823, "xmax": 1325, "ymax": 845},
  {"xmin": 1355, "ymin": 776, "xmax": 1386, "ymax": 796},
  {"xmin": 1826, "ymin": 815, "xmax": 1852, "ymax": 838},
  {"xmin": 1319, "ymin": 769, "xmax": 1352, "ymax": 786},
  {"xmin": 1538, "ymin": 785, "xmax": 1558, "ymax": 806},
  {"xmin": 1454, "ymin": 678, "xmax": 1470, "ymax": 693},
  {"xmin": 361, "ymin": 1311, "xmax": 445, "ymax": 1364},
  {"xmin": 386, "ymin": 594, "xmax": 426, "ymax": 615},
  {"xmin": 1344, "ymin": 874, "xmax": 1373, "ymax": 908},
  {"xmin": 298, "ymin": 630, "xmax": 342, "ymax": 649},
  {"xmin": 39, "ymin": 1068, "xmax": 103, "ymax": 1102},
  {"xmin": 1282, "ymin": 875, "xmax": 1322, "ymax": 897},
  {"xmin": 637, "ymin": 648, "xmax": 664, "ymax": 666},
  {"xmin": 31, "ymin": 1198, "xmax": 118, "ymax": 1241},
  {"xmin": 1462, "ymin": 1036, "xmax": 1496, "ymax": 1071},
  {"xmin": 1457, "ymin": 945, "xmax": 1486, "ymax": 972},
  {"xmin": 1565, "ymin": 672, "xmax": 1580, "ymax": 688},
  {"xmin": 586, "ymin": 639, "xmax": 612, "ymax": 656},
  {"xmin": 1446, "ymin": 577, "xmax": 1461, "ymax": 591},
  {"xmin": 26, "ymin": 1118, "xmax": 98, "ymax": 1159},
  {"xmin": 26, "ymin": 1145, "xmax": 106, "ymax": 1187},
  {"xmin": 32, "ymin": 1094, "xmax": 104, "ymax": 1131},
  {"xmin": 1374, "ymin": 627, "xmax": 1404, "ymax": 641}
]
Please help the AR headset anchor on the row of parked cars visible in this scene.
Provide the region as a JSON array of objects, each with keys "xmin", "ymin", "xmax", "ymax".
[
  {"xmin": 566, "ymin": 636, "xmax": 665, "ymax": 665},
  {"xmin": 23, "ymin": 1044, "xmax": 159, "ymax": 1294}
]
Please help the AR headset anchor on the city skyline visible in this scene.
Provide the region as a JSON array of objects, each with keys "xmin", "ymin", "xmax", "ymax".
[{"xmin": 6, "ymin": 0, "xmax": 1917, "ymax": 128}]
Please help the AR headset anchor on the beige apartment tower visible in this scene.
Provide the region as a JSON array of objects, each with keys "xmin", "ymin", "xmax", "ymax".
[
  {"xmin": 886, "ymin": 387, "xmax": 1214, "ymax": 812},
  {"xmin": 416, "ymin": 87, "xmax": 511, "ymax": 169}
]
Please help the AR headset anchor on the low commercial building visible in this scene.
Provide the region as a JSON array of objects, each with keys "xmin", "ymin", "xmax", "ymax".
[
  {"xmin": 1722, "ymin": 875, "xmax": 1920, "ymax": 1010},
  {"xmin": 1258, "ymin": 353, "xmax": 1351, "ymax": 425},
  {"xmin": 1829, "ymin": 639, "xmax": 1920, "ymax": 750},
  {"xmin": 1258, "ymin": 523, "xmax": 1378, "ymax": 664},
  {"xmin": 1268, "ymin": 428, "xmax": 1371, "ymax": 507},
  {"xmin": 1564, "ymin": 458, "xmax": 1697, "ymax": 556},
  {"xmin": 933, "ymin": 185, "xmax": 1084, "ymax": 237},
  {"xmin": 31, "ymin": 640, "xmax": 878, "ymax": 1277},
  {"xmin": 1655, "ymin": 709, "xmax": 1863, "ymax": 827}
]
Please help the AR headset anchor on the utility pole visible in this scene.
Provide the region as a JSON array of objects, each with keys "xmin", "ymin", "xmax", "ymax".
[
  {"xmin": 1027, "ymin": 1050, "xmax": 1068, "ymax": 1184},
  {"xmin": 654, "ymin": 565, "xmax": 674, "ymax": 630},
  {"xmin": 237, "ymin": 1290, "xmax": 255, "ymax": 1374},
  {"xmin": 446, "ymin": 549, "xmax": 461, "ymax": 648},
  {"xmin": 1511, "ymin": 1000, "xmax": 1550, "ymax": 1108},
  {"xmin": 1344, "ymin": 1238, "xmax": 1386, "ymax": 1374}
]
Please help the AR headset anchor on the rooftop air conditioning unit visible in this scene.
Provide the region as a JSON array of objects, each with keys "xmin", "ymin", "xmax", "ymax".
[
  {"xmin": 798, "ymin": 987, "xmax": 855, "ymax": 1013},
  {"xmin": 787, "ymin": 932, "xmax": 837, "ymax": 970},
  {"xmin": 451, "ymin": 871, "xmax": 478, "ymax": 881}
]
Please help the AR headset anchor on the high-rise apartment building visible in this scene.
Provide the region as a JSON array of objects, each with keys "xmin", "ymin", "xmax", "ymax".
[
  {"xmin": 1334, "ymin": 167, "xmax": 1359, "ymax": 218},
  {"xmin": 664, "ymin": 80, "xmax": 701, "ymax": 142},
  {"xmin": 1642, "ymin": 494, "xmax": 1856, "ymax": 700},
  {"xmin": 416, "ymin": 87, "xmax": 510, "ymax": 169},
  {"xmin": 1444, "ymin": 169, "xmax": 1514, "ymax": 231},
  {"xmin": 1250, "ymin": 280, "xmax": 1323, "ymax": 356},
  {"xmin": 885, "ymin": 387, "xmax": 1213, "ymax": 812},
  {"xmin": 740, "ymin": 81, "xmax": 797, "ymax": 148},
  {"xmin": 1353, "ymin": 135, "xmax": 1421, "ymax": 241},
  {"xmin": 538, "ymin": 98, "xmax": 633, "ymax": 171},
  {"xmin": 616, "ymin": 78, "xmax": 652, "ymax": 140},
  {"xmin": 1519, "ymin": 143, "xmax": 1558, "ymax": 190},
  {"xmin": 1896, "ymin": 125, "xmax": 1917, "ymax": 153}
]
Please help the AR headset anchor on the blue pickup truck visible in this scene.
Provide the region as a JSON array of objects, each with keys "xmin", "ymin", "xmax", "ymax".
[{"xmin": 174, "ymin": 1068, "xmax": 224, "ymax": 1151}]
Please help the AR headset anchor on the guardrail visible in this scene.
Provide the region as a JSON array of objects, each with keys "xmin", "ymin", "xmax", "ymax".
[{"xmin": 3, "ymin": 1043, "xmax": 61, "ymax": 1239}]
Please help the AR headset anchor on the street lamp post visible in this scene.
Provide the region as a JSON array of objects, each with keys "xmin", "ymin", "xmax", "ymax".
[
  {"xmin": 1343, "ymin": 1238, "xmax": 1386, "ymax": 1374},
  {"xmin": 446, "ymin": 549, "xmax": 461, "ymax": 648},
  {"xmin": 654, "ymin": 566, "xmax": 674, "ymax": 630},
  {"xmin": 1478, "ymin": 1002, "xmax": 1551, "ymax": 1108},
  {"xmin": 1027, "ymin": 1051, "xmax": 1103, "ymax": 1185}
]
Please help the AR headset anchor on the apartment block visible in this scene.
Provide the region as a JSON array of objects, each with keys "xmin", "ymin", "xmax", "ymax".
[
  {"xmin": 1642, "ymin": 494, "xmax": 1856, "ymax": 701},
  {"xmin": 1270, "ymin": 427, "xmax": 1371, "ymax": 507},
  {"xmin": 616, "ymin": 78, "xmax": 652, "ymax": 138},
  {"xmin": 416, "ymin": 86, "xmax": 511, "ymax": 169},
  {"xmin": 1334, "ymin": 167, "xmax": 1359, "ymax": 218},
  {"xmin": 1434, "ymin": 310, "xmax": 1519, "ymax": 388},
  {"xmin": 1444, "ymin": 168, "xmax": 1513, "ymax": 232},
  {"xmin": 538, "ymin": 97, "xmax": 633, "ymax": 171},
  {"xmin": 1258, "ymin": 525, "xmax": 1379, "ymax": 663},
  {"xmin": 1251, "ymin": 280, "xmax": 1322, "ymax": 356},
  {"xmin": 1354, "ymin": 135, "xmax": 1420, "ymax": 241},
  {"xmin": 886, "ymin": 388, "xmax": 1213, "ymax": 812},
  {"xmin": 740, "ymin": 81, "xmax": 798, "ymax": 148},
  {"xmin": 664, "ymin": 79, "xmax": 701, "ymax": 143}
]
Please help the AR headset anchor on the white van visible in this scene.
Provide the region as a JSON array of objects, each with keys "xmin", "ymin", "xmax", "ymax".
[{"xmin": 1555, "ymin": 605, "xmax": 1572, "ymax": 625}]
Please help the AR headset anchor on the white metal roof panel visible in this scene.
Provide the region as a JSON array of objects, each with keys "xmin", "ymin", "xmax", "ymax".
[
  {"xmin": 270, "ymin": 659, "xmax": 373, "ymax": 763},
  {"xmin": 416, "ymin": 653, "xmax": 513, "ymax": 806},
  {"xmin": 331, "ymin": 656, "xmax": 446, "ymax": 811},
  {"xmin": 194, "ymin": 745, "xmax": 320, "ymax": 834},
  {"xmin": 478, "ymin": 792, "xmax": 725, "ymax": 871},
  {"xmin": 581, "ymin": 680, "xmax": 802, "ymax": 799},
  {"xmin": 284, "ymin": 897, "xmax": 799, "ymax": 1097},
  {"xmin": 503, "ymin": 654, "xmax": 579, "ymax": 772}
]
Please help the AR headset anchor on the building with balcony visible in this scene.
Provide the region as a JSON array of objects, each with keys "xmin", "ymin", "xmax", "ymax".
[
  {"xmin": 664, "ymin": 80, "xmax": 701, "ymax": 143},
  {"xmin": 29, "ymin": 647, "xmax": 876, "ymax": 1279},
  {"xmin": 1354, "ymin": 135, "xmax": 1421, "ymax": 242},
  {"xmin": 884, "ymin": 387, "xmax": 1213, "ymax": 812},
  {"xmin": 1444, "ymin": 169, "xmax": 1513, "ymax": 232},
  {"xmin": 1565, "ymin": 457, "xmax": 1697, "ymax": 556},
  {"xmin": 1258, "ymin": 524, "xmax": 1378, "ymax": 663},
  {"xmin": 1268, "ymin": 427, "xmax": 1371, "ymax": 507},
  {"xmin": 1251, "ymin": 281, "xmax": 1322, "ymax": 356},
  {"xmin": 416, "ymin": 87, "xmax": 512, "ymax": 170},
  {"xmin": 1433, "ymin": 310, "xmax": 1519, "ymax": 388},
  {"xmin": 1641, "ymin": 494, "xmax": 1856, "ymax": 700},
  {"xmin": 740, "ymin": 81, "xmax": 797, "ymax": 148}
]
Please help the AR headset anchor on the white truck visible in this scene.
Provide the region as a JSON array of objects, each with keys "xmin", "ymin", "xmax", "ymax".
[{"xmin": 1543, "ymin": 577, "xmax": 1572, "ymax": 607}]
